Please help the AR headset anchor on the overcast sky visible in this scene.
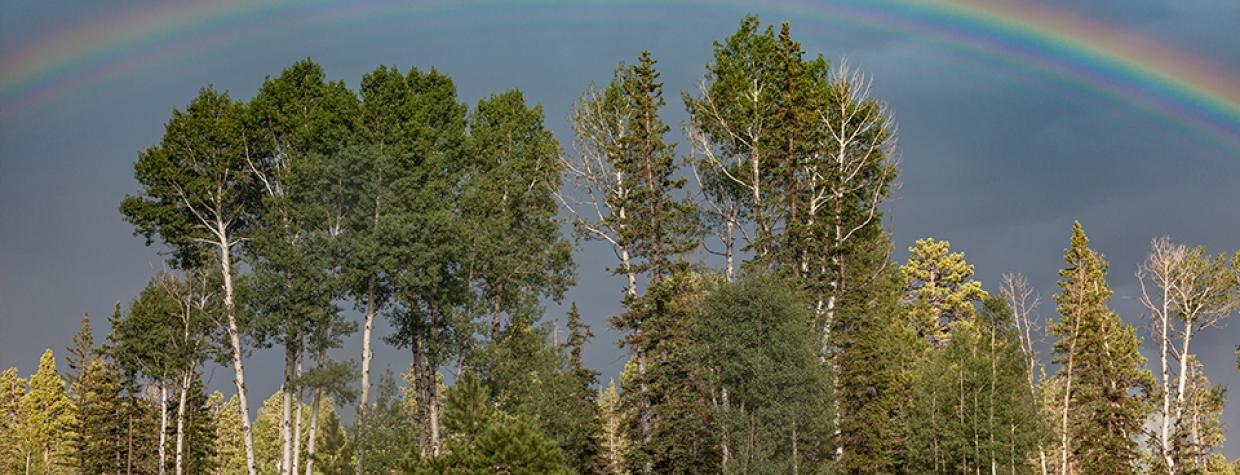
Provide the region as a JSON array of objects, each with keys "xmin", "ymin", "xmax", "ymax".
[{"xmin": 2, "ymin": 0, "xmax": 1238, "ymax": 456}]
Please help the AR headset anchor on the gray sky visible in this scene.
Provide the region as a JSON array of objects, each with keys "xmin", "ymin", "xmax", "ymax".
[{"xmin": 2, "ymin": 0, "xmax": 1238, "ymax": 457}]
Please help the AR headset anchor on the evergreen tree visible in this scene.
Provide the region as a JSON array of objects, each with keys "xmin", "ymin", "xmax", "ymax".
[
  {"xmin": 902, "ymin": 238, "xmax": 988, "ymax": 347},
  {"xmin": 72, "ymin": 358, "xmax": 125, "ymax": 474},
  {"xmin": 17, "ymin": 349, "xmax": 76, "ymax": 474},
  {"xmin": 619, "ymin": 272, "xmax": 716, "ymax": 473},
  {"xmin": 209, "ymin": 391, "xmax": 249, "ymax": 475},
  {"xmin": 422, "ymin": 415, "xmax": 572, "ymax": 475},
  {"xmin": 0, "ymin": 367, "xmax": 27, "ymax": 474},
  {"xmin": 1049, "ymin": 222, "xmax": 1153, "ymax": 474},
  {"xmin": 595, "ymin": 379, "xmax": 631, "ymax": 475},
  {"xmin": 832, "ymin": 259, "xmax": 918, "ymax": 473},
  {"xmin": 355, "ymin": 370, "xmax": 416, "ymax": 473},
  {"xmin": 64, "ymin": 312, "xmax": 95, "ymax": 388}
]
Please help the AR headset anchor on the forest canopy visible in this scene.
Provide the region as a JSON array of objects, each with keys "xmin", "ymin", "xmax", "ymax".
[{"xmin": 2, "ymin": 15, "xmax": 1238, "ymax": 475}]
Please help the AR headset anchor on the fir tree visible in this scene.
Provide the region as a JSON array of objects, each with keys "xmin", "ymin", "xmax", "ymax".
[
  {"xmin": 64, "ymin": 312, "xmax": 95, "ymax": 388},
  {"xmin": 1050, "ymin": 222, "xmax": 1153, "ymax": 474},
  {"xmin": 72, "ymin": 358, "xmax": 124, "ymax": 474}
]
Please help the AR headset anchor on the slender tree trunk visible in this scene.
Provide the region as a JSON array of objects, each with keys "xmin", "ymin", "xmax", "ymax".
[
  {"xmin": 304, "ymin": 386, "xmax": 321, "ymax": 475},
  {"xmin": 219, "ymin": 236, "xmax": 257, "ymax": 475},
  {"xmin": 724, "ymin": 211, "xmax": 736, "ymax": 282},
  {"xmin": 281, "ymin": 344, "xmax": 295, "ymax": 475},
  {"xmin": 159, "ymin": 382, "xmax": 168, "ymax": 475},
  {"xmin": 175, "ymin": 372, "xmax": 190, "ymax": 475},
  {"xmin": 429, "ymin": 309, "xmax": 441, "ymax": 456},
  {"xmin": 1060, "ymin": 316, "xmax": 1080, "ymax": 475},
  {"xmin": 292, "ymin": 355, "xmax": 303, "ymax": 475},
  {"xmin": 355, "ymin": 283, "xmax": 376, "ymax": 475},
  {"xmin": 1159, "ymin": 294, "xmax": 1174, "ymax": 475}
]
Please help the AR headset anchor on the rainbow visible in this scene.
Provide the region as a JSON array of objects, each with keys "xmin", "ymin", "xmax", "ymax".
[{"xmin": 2, "ymin": 0, "xmax": 1238, "ymax": 148}]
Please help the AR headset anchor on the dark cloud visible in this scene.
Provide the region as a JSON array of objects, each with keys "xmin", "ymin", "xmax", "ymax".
[{"xmin": 2, "ymin": 0, "xmax": 1237, "ymax": 456}]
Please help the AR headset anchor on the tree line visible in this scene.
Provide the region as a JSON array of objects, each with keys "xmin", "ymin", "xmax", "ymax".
[{"xmin": 2, "ymin": 15, "xmax": 1239, "ymax": 475}]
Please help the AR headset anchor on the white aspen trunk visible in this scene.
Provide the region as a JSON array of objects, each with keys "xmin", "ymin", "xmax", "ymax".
[
  {"xmin": 724, "ymin": 214, "xmax": 735, "ymax": 282},
  {"xmin": 304, "ymin": 388, "xmax": 321, "ymax": 475},
  {"xmin": 1173, "ymin": 322, "xmax": 1194, "ymax": 425},
  {"xmin": 1159, "ymin": 295, "xmax": 1174, "ymax": 475},
  {"xmin": 175, "ymin": 372, "xmax": 189, "ymax": 475},
  {"xmin": 219, "ymin": 235, "xmax": 257, "ymax": 475},
  {"xmin": 1060, "ymin": 318, "xmax": 1079, "ymax": 475},
  {"xmin": 355, "ymin": 285, "xmax": 376, "ymax": 475},
  {"xmin": 159, "ymin": 382, "xmax": 168, "ymax": 475},
  {"xmin": 292, "ymin": 355, "xmax": 303, "ymax": 475}
]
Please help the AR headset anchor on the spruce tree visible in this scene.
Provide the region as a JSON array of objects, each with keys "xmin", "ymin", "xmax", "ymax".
[{"xmin": 1049, "ymin": 222, "xmax": 1153, "ymax": 474}]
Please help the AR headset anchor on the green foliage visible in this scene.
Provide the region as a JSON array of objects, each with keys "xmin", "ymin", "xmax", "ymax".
[
  {"xmin": 595, "ymin": 379, "xmax": 630, "ymax": 474},
  {"xmin": 355, "ymin": 370, "xmax": 417, "ymax": 473},
  {"xmin": 833, "ymin": 250, "xmax": 919, "ymax": 473},
  {"xmin": 619, "ymin": 271, "xmax": 717, "ymax": 473},
  {"xmin": 907, "ymin": 297, "xmax": 1043, "ymax": 474},
  {"xmin": 17, "ymin": 349, "xmax": 76, "ymax": 474},
  {"xmin": 694, "ymin": 272, "xmax": 833, "ymax": 473},
  {"xmin": 418, "ymin": 415, "xmax": 572, "ymax": 475},
  {"xmin": 72, "ymin": 358, "xmax": 124, "ymax": 474},
  {"xmin": 0, "ymin": 368, "xmax": 27, "ymax": 474},
  {"xmin": 120, "ymin": 85, "xmax": 255, "ymax": 267},
  {"xmin": 902, "ymin": 238, "xmax": 988, "ymax": 347},
  {"xmin": 1050, "ymin": 222, "xmax": 1154, "ymax": 474},
  {"xmin": 209, "ymin": 391, "xmax": 249, "ymax": 474},
  {"xmin": 443, "ymin": 369, "xmax": 498, "ymax": 448}
]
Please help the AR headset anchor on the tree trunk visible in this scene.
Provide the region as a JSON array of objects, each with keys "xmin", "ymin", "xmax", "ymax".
[
  {"xmin": 175, "ymin": 373, "xmax": 190, "ymax": 475},
  {"xmin": 1060, "ymin": 316, "xmax": 1080, "ymax": 475},
  {"xmin": 292, "ymin": 355, "xmax": 304, "ymax": 475},
  {"xmin": 1159, "ymin": 294, "xmax": 1174, "ymax": 475},
  {"xmin": 355, "ymin": 284, "xmax": 376, "ymax": 475},
  {"xmin": 281, "ymin": 344, "xmax": 295, "ymax": 475},
  {"xmin": 219, "ymin": 237, "xmax": 258, "ymax": 475},
  {"xmin": 159, "ymin": 382, "xmax": 168, "ymax": 475},
  {"xmin": 304, "ymin": 387, "xmax": 321, "ymax": 475}
]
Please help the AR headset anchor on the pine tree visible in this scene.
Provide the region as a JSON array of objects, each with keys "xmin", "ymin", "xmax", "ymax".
[
  {"xmin": 17, "ymin": 349, "xmax": 76, "ymax": 474},
  {"xmin": 1050, "ymin": 222, "xmax": 1153, "ymax": 474},
  {"xmin": 355, "ymin": 370, "xmax": 416, "ymax": 473},
  {"xmin": 833, "ymin": 259, "xmax": 919, "ymax": 473},
  {"xmin": 902, "ymin": 238, "xmax": 988, "ymax": 347}
]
